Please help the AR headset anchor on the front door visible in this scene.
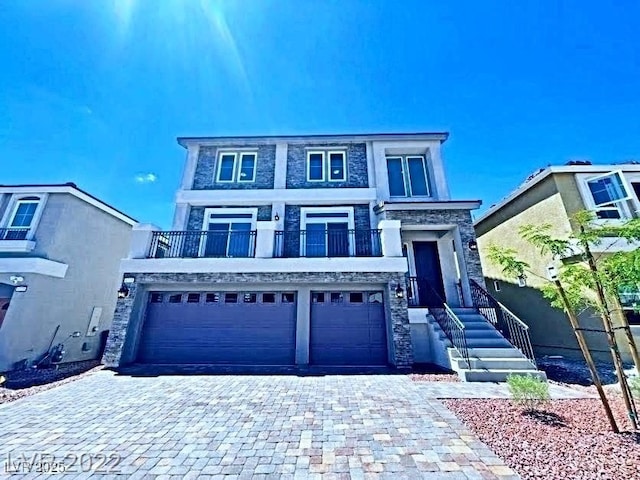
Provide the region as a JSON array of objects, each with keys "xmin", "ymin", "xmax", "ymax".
[
  {"xmin": 413, "ymin": 241, "xmax": 446, "ymax": 305},
  {"xmin": 0, "ymin": 298, "xmax": 10, "ymax": 328}
]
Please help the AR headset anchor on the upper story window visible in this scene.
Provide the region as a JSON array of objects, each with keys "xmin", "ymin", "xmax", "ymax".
[
  {"xmin": 307, "ymin": 151, "xmax": 346, "ymax": 182},
  {"xmin": 216, "ymin": 151, "xmax": 257, "ymax": 183},
  {"xmin": 2, "ymin": 196, "xmax": 40, "ymax": 240},
  {"xmin": 387, "ymin": 155, "xmax": 430, "ymax": 197},
  {"xmin": 585, "ymin": 171, "xmax": 632, "ymax": 219}
]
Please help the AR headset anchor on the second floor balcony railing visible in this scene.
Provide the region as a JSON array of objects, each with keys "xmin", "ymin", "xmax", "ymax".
[
  {"xmin": 0, "ymin": 228, "xmax": 30, "ymax": 241},
  {"xmin": 273, "ymin": 229, "xmax": 382, "ymax": 258},
  {"xmin": 147, "ymin": 230, "xmax": 257, "ymax": 258}
]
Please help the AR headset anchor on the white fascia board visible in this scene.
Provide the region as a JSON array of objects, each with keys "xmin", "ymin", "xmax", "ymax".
[
  {"xmin": 0, "ymin": 257, "xmax": 68, "ymax": 278},
  {"xmin": 176, "ymin": 188, "xmax": 378, "ymax": 206},
  {"xmin": 376, "ymin": 201, "xmax": 482, "ymax": 212},
  {"xmin": 120, "ymin": 257, "xmax": 408, "ymax": 274},
  {"xmin": 0, "ymin": 186, "xmax": 136, "ymax": 226},
  {"xmin": 474, "ymin": 164, "xmax": 640, "ymax": 227}
]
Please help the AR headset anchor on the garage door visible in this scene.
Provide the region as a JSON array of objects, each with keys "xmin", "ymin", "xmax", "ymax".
[
  {"xmin": 310, "ymin": 291, "xmax": 387, "ymax": 366},
  {"xmin": 137, "ymin": 291, "xmax": 297, "ymax": 365}
]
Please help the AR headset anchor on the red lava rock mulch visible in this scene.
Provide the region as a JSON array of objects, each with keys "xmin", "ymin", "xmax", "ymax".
[
  {"xmin": 445, "ymin": 395, "xmax": 640, "ymax": 480},
  {"xmin": 410, "ymin": 373, "xmax": 460, "ymax": 382},
  {"xmin": 0, "ymin": 361, "xmax": 103, "ymax": 405}
]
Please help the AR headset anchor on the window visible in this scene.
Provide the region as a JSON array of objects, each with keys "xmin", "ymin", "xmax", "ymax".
[
  {"xmin": 386, "ymin": 155, "xmax": 431, "ymax": 197},
  {"xmin": 312, "ymin": 292, "xmax": 325, "ymax": 303},
  {"xmin": 187, "ymin": 293, "xmax": 201, "ymax": 303},
  {"xmin": 243, "ymin": 293, "xmax": 257, "ymax": 303},
  {"xmin": 4, "ymin": 197, "xmax": 39, "ymax": 240},
  {"xmin": 306, "ymin": 150, "xmax": 346, "ymax": 182},
  {"xmin": 216, "ymin": 151, "xmax": 257, "ymax": 183},
  {"xmin": 224, "ymin": 293, "xmax": 238, "ymax": 303},
  {"xmin": 349, "ymin": 292, "xmax": 364, "ymax": 303},
  {"xmin": 205, "ymin": 293, "xmax": 220, "ymax": 303},
  {"xmin": 586, "ymin": 171, "xmax": 631, "ymax": 219},
  {"xmin": 203, "ymin": 209, "xmax": 256, "ymax": 258},
  {"xmin": 150, "ymin": 293, "xmax": 163, "ymax": 303},
  {"xmin": 330, "ymin": 292, "xmax": 344, "ymax": 303},
  {"xmin": 262, "ymin": 293, "xmax": 276, "ymax": 303},
  {"xmin": 301, "ymin": 208, "xmax": 354, "ymax": 257},
  {"xmin": 169, "ymin": 294, "xmax": 182, "ymax": 303},
  {"xmin": 282, "ymin": 293, "xmax": 295, "ymax": 303},
  {"xmin": 368, "ymin": 292, "xmax": 383, "ymax": 304}
]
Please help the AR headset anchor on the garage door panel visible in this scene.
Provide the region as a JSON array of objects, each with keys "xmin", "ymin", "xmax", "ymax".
[
  {"xmin": 310, "ymin": 291, "xmax": 388, "ymax": 366},
  {"xmin": 138, "ymin": 292, "xmax": 296, "ymax": 365}
]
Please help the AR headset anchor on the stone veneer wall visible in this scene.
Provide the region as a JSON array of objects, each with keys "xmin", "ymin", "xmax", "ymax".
[
  {"xmin": 192, "ymin": 145, "xmax": 276, "ymax": 190},
  {"xmin": 187, "ymin": 206, "xmax": 273, "ymax": 230},
  {"xmin": 383, "ymin": 208, "xmax": 486, "ymax": 288},
  {"xmin": 102, "ymin": 271, "xmax": 412, "ymax": 368},
  {"xmin": 286, "ymin": 143, "xmax": 368, "ymax": 189}
]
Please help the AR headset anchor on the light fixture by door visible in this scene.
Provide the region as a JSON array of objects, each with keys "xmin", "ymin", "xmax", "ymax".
[
  {"xmin": 274, "ymin": 212, "xmax": 280, "ymax": 221},
  {"xmin": 517, "ymin": 274, "xmax": 527, "ymax": 288},
  {"xmin": 395, "ymin": 284, "xmax": 405, "ymax": 299},
  {"xmin": 117, "ymin": 284, "xmax": 130, "ymax": 298},
  {"xmin": 468, "ymin": 240, "xmax": 478, "ymax": 251}
]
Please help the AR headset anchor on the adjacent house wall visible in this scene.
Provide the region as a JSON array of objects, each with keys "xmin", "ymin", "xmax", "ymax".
[
  {"xmin": 0, "ymin": 193, "xmax": 132, "ymax": 371},
  {"xmin": 476, "ymin": 174, "xmax": 630, "ymax": 361}
]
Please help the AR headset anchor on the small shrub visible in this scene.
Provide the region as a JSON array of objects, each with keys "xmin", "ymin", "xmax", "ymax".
[{"xmin": 506, "ymin": 373, "xmax": 550, "ymax": 412}]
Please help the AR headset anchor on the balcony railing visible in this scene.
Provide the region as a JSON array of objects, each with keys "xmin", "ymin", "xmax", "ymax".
[
  {"xmin": 0, "ymin": 228, "xmax": 30, "ymax": 240},
  {"xmin": 147, "ymin": 230, "xmax": 257, "ymax": 258},
  {"xmin": 273, "ymin": 229, "xmax": 382, "ymax": 258}
]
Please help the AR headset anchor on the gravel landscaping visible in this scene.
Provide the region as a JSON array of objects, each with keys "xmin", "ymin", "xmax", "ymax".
[
  {"xmin": 0, "ymin": 360, "xmax": 102, "ymax": 405},
  {"xmin": 445, "ymin": 393, "xmax": 640, "ymax": 480}
]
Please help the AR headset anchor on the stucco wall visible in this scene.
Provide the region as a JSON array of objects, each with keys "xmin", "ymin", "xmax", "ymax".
[
  {"xmin": 475, "ymin": 176, "xmax": 631, "ymax": 361},
  {"xmin": 0, "ymin": 194, "xmax": 132, "ymax": 371}
]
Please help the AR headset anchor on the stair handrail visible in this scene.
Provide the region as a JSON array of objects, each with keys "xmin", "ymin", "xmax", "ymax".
[
  {"xmin": 469, "ymin": 279, "xmax": 537, "ymax": 366},
  {"xmin": 408, "ymin": 275, "xmax": 470, "ymax": 367}
]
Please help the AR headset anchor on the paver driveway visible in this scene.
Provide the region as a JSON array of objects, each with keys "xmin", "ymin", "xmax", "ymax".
[{"xmin": 0, "ymin": 371, "xmax": 519, "ymax": 479}]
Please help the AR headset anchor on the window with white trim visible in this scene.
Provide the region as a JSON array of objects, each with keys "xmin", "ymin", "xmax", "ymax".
[
  {"xmin": 202, "ymin": 208, "xmax": 257, "ymax": 257},
  {"xmin": 215, "ymin": 152, "xmax": 257, "ymax": 183},
  {"xmin": 301, "ymin": 207, "xmax": 354, "ymax": 256},
  {"xmin": 386, "ymin": 155, "xmax": 431, "ymax": 197},
  {"xmin": 306, "ymin": 150, "xmax": 346, "ymax": 182},
  {"xmin": 3, "ymin": 196, "xmax": 40, "ymax": 240},
  {"xmin": 585, "ymin": 171, "xmax": 631, "ymax": 219}
]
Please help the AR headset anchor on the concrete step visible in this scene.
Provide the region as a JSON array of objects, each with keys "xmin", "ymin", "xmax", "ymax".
[
  {"xmin": 451, "ymin": 356, "xmax": 537, "ymax": 370},
  {"xmin": 464, "ymin": 329, "xmax": 505, "ymax": 339},
  {"xmin": 450, "ymin": 307, "xmax": 478, "ymax": 315},
  {"xmin": 452, "ymin": 347, "xmax": 527, "ymax": 358},
  {"xmin": 464, "ymin": 338, "xmax": 513, "ymax": 348},
  {"xmin": 458, "ymin": 369, "xmax": 547, "ymax": 383}
]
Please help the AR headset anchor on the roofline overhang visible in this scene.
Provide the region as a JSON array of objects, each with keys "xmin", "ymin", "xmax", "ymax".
[{"xmin": 374, "ymin": 200, "xmax": 482, "ymax": 214}]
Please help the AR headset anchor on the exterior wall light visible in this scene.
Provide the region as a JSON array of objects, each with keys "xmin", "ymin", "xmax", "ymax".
[
  {"xmin": 395, "ymin": 284, "xmax": 405, "ymax": 299},
  {"xmin": 517, "ymin": 274, "xmax": 527, "ymax": 288},
  {"xmin": 117, "ymin": 284, "xmax": 130, "ymax": 298},
  {"xmin": 123, "ymin": 276, "xmax": 135, "ymax": 284},
  {"xmin": 274, "ymin": 213, "xmax": 280, "ymax": 221},
  {"xmin": 468, "ymin": 240, "xmax": 478, "ymax": 251},
  {"xmin": 15, "ymin": 285, "xmax": 28, "ymax": 293}
]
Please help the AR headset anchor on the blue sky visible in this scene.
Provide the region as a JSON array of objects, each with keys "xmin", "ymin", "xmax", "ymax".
[{"xmin": 1, "ymin": 1, "xmax": 639, "ymax": 228}]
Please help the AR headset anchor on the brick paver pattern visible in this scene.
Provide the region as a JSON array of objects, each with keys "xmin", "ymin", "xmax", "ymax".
[{"xmin": 0, "ymin": 371, "xmax": 520, "ymax": 479}]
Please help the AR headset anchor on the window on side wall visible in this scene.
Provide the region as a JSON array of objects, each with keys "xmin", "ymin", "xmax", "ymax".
[
  {"xmin": 3, "ymin": 196, "xmax": 40, "ymax": 240},
  {"xmin": 216, "ymin": 151, "xmax": 257, "ymax": 183},
  {"xmin": 386, "ymin": 155, "xmax": 430, "ymax": 198},
  {"xmin": 586, "ymin": 171, "xmax": 631, "ymax": 219}
]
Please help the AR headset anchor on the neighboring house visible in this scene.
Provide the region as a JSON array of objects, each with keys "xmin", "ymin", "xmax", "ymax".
[
  {"xmin": 0, "ymin": 183, "xmax": 136, "ymax": 373},
  {"xmin": 475, "ymin": 162, "xmax": 640, "ymax": 362},
  {"xmin": 103, "ymin": 132, "xmax": 543, "ymax": 381}
]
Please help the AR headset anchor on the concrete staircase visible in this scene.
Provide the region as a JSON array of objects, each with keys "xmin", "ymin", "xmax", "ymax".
[{"xmin": 427, "ymin": 307, "xmax": 546, "ymax": 382}]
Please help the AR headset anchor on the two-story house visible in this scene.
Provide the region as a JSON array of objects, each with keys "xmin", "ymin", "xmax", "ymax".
[
  {"xmin": 0, "ymin": 183, "xmax": 136, "ymax": 373},
  {"xmin": 103, "ymin": 132, "xmax": 544, "ymax": 380},
  {"xmin": 475, "ymin": 162, "xmax": 640, "ymax": 363}
]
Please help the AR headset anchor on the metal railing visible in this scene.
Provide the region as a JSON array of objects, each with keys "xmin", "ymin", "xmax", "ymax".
[
  {"xmin": 469, "ymin": 279, "xmax": 536, "ymax": 365},
  {"xmin": 147, "ymin": 230, "xmax": 257, "ymax": 258},
  {"xmin": 407, "ymin": 275, "xmax": 469, "ymax": 366},
  {"xmin": 273, "ymin": 229, "xmax": 382, "ymax": 258},
  {"xmin": 0, "ymin": 228, "xmax": 30, "ymax": 240}
]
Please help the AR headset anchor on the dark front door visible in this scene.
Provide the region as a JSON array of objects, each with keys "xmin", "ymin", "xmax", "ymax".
[
  {"xmin": 0, "ymin": 298, "xmax": 9, "ymax": 329},
  {"xmin": 413, "ymin": 241, "xmax": 446, "ymax": 305}
]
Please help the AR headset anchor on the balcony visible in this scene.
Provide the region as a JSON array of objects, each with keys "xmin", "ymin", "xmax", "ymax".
[
  {"xmin": 121, "ymin": 220, "xmax": 408, "ymax": 275},
  {"xmin": 147, "ymin": 230, "xmax": 257, "ymax": 258},
  {"xmin": 0, "ymin": 228, "xmax": 36, "ymax": 253},
  {"xmin": 273, "ymin": 229, "xmax": 382, "ymax": 258}
]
